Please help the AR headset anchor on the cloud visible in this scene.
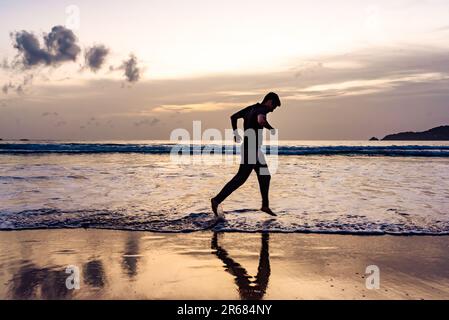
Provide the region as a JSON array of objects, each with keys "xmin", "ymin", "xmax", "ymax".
[
  {"xmin": 291, "ymin": 61, "xmax": 323, "ymax": 78},
  {"xmin": 11, "ymin": 31, "xmax": 51, "ymax": 67},
  {"xmin": 2, "ymin": 74, "xmax": 34, "ymax": 95},
  {"xmin": 26, "ymin": 46, "xmax": 449, "ymax": 107},
  {"xmin": 110, "ymin": 54, "xmax": 142, "ymax": 83},
  {"xmin": 282, "ymin": 72, "xmax": 449, "ymax": 101},
  {"xmin": 6, "ymin": 26, "xmax": 144, "ymax": 93},
  {"xmin": 121, "ymin": 54, "xmax": 141, "ymax": 82},
  {"xmin": 44, "ymin": 26, "xmax": 80, "ymax": 63},
  {"xmin": 1, "ymin": 58, "xmax": 10, "ymax": 70},
  {"xmin": 15, "ymin": 85, "xmax": 24, "ymax": 95},
  {"xmin": 84, "ymin": 45, "xmax": 109, "ymax": 72},
  {"xmin": 134, "ymin": 118, "xmax": 160, "ymax": 127},
  {"xmin": 3, "ymin": 45, "xmax": 449, "ymax": 140},
  {"xmin": 2, "ymin": 82, "xmax": 20, "ymax": 95},
  {"xmin": 11, "ymin": 25, "xmax": 81, "ymax": 68},
  {"xmin": 23, "ymin": 74, "xmax": 34, "ymax": 86},
  {"xmin": 152, "ymin": 102, "xmax": 240, "ymax": 113},
  {"xmin": 2, "ymin": 83, "xmax": 12, "ymax": 95}
]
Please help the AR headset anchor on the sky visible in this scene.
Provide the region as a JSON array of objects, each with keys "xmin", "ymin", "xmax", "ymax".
[{"xmin": 1, "ymin": 0, "xmax": 449, "ymax": 140}]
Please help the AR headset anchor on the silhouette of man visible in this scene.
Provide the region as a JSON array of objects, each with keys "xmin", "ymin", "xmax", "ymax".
[{"xmin": 211, "ymin": 92, "xmax": 281, "ymax": 217}]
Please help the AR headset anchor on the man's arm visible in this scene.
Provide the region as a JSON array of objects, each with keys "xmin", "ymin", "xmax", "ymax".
[
  {"xmin": 230, "ymin": 112, "xmax": 240, "ymax": 132},
  {"xmin": 230, "ymin": 106, "xmax": 251, "ymax": 131},
  {"xmin": 230, "ymin": 106, "xmax": 251, "ymax": 142},
  {"xmin": 257, "ymin": 114, "xmax": 275, "ymax": 130}
]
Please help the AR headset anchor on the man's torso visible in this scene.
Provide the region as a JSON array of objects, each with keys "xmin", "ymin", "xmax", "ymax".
[
  {"xmin": 242, "ymin": 103, "xmax": 268, "ymax": 131},
  {"xmin": 240, "ymin": 103, "xmax": 268, "ymax": 164}
]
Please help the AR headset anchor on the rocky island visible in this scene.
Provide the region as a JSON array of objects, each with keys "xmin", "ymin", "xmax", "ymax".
[{"xmin": 382, "ymin": 125, "xmax": 449, "ymax": 141}]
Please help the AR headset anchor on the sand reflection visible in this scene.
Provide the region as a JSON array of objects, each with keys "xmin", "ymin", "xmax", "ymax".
[{"xmin": 211, "ymin": 232, "xmax": 271, "ymax": 300}]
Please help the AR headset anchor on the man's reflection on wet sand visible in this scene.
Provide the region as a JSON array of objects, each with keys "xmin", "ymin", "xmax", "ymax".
[
  {"xmin": 211, "ymin": 232, "xmax": 271, "ymax": 300},
  {"xmin": 8, "ymin": 257, "xmax": 107, "ymax": 299},
  {"xmin": 8, "ymin": 261, "xmax": 74, "ymax": 299},
  {"xmin": 121, "ymin": 233, "xmax": 141, "ymax": 279},
  {"xmin": 83, "ymin": 259, "xmax": 106, "ymax": 288}
]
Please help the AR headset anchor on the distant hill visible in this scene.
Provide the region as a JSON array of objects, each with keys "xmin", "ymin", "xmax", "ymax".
[{"xmin": 382, "ymin": 125, "xmax": 449, "ymax": 141}]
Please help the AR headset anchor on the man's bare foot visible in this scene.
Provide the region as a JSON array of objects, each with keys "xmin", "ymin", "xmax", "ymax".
[
  {"xmin": 261, "ymin": 207, "xmax": 277, "ymax": 216},
  {"xmin": 211, "ymin": 198, "xmax": 219, "ymax": 217}
]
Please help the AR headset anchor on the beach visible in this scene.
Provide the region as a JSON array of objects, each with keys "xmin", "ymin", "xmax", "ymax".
[
  {"xmin": 0, "ymin": 229, "xmax": 448, "ymax": 300},
  {"xmin": 1, "ymin": 141, "xmax": 448, "ymax": 300}
]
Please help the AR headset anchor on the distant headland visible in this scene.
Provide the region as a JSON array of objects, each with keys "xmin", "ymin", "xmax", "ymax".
[{"xmin": 370, "ymin": 125, "xmax": 449, "ymax": 141}]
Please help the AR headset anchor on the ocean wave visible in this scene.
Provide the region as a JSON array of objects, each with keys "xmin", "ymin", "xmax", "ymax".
[
  {"xmin": 1, "ymin": 143, "xmax": 449, "ymax": 157},
  {"xmin": 1, "ymin": 209, "xmax": 448, "ymax": 235}
]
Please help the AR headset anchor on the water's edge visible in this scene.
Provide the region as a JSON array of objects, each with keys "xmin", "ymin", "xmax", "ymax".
[{"xmin": 1, "ymin": 143, "xmax": 449, "ymax": 157}]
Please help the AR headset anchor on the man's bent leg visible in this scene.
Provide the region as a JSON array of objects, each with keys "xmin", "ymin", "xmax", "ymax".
[{"xmin": 213, "ymin": 164, "xmax": 253, "ymax": 205}]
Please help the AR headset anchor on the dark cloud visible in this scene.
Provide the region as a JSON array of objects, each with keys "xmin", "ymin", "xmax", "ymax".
[
  {"xmin": 7, "ymin": 26, "xmax": 144, "ymax": 91},
  {"xmin": 121, "ymin": 54, "xmax": 140, "ymax": 83},
  {"xmin": 44, "ymin": 25, "xmax": 80, "ymax": 63},
  {"xmin": 85, "ymin": 45, "xmax": 110, "ymax": 72},
  {"xmin": 11, "ymin": 25, "xmax": 81, "ymax": 68},
  {"xmin": 11, "ymin": 30, "xmax": 51, "ymax": 67}
]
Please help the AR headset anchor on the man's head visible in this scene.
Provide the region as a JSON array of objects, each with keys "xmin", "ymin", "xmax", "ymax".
[{"xmin": 261, "ymin": 92, "xmax": 281, "ymax": 112}]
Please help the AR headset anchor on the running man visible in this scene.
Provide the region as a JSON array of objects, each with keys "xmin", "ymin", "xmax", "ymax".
[{"xmin": 211, "ymin": 92, "xmax": 281, "ymax": 217}]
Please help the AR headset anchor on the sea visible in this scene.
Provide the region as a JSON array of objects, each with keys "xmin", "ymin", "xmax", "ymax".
[{"xmin": 0, "ymin": 140, "xmax": 448, "ymax": 235}]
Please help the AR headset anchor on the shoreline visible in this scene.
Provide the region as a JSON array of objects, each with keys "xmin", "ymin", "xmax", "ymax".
[
  {"xmin": 1, "ymin": 227, "xmax": 449, "ymax": 236},
  {"xmin": 1, "ymin": 229, "xmax": 448, "ymax": 300}
]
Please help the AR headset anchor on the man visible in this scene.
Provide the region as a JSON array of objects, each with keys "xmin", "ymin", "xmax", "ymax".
[{"xmin": 211, "ymin": 92, "xmax": 281, "ymax": 217}]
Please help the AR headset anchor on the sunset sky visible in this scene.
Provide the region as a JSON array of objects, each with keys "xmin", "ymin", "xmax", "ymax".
[{"xmin": 1, "ymin": 0, "xmax": 449, "ymax": 140}]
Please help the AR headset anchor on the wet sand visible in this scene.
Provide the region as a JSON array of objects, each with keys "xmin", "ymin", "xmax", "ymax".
[{"xmin": 0, "ymin": 230, "xmax": 448, "ymax": 300}]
